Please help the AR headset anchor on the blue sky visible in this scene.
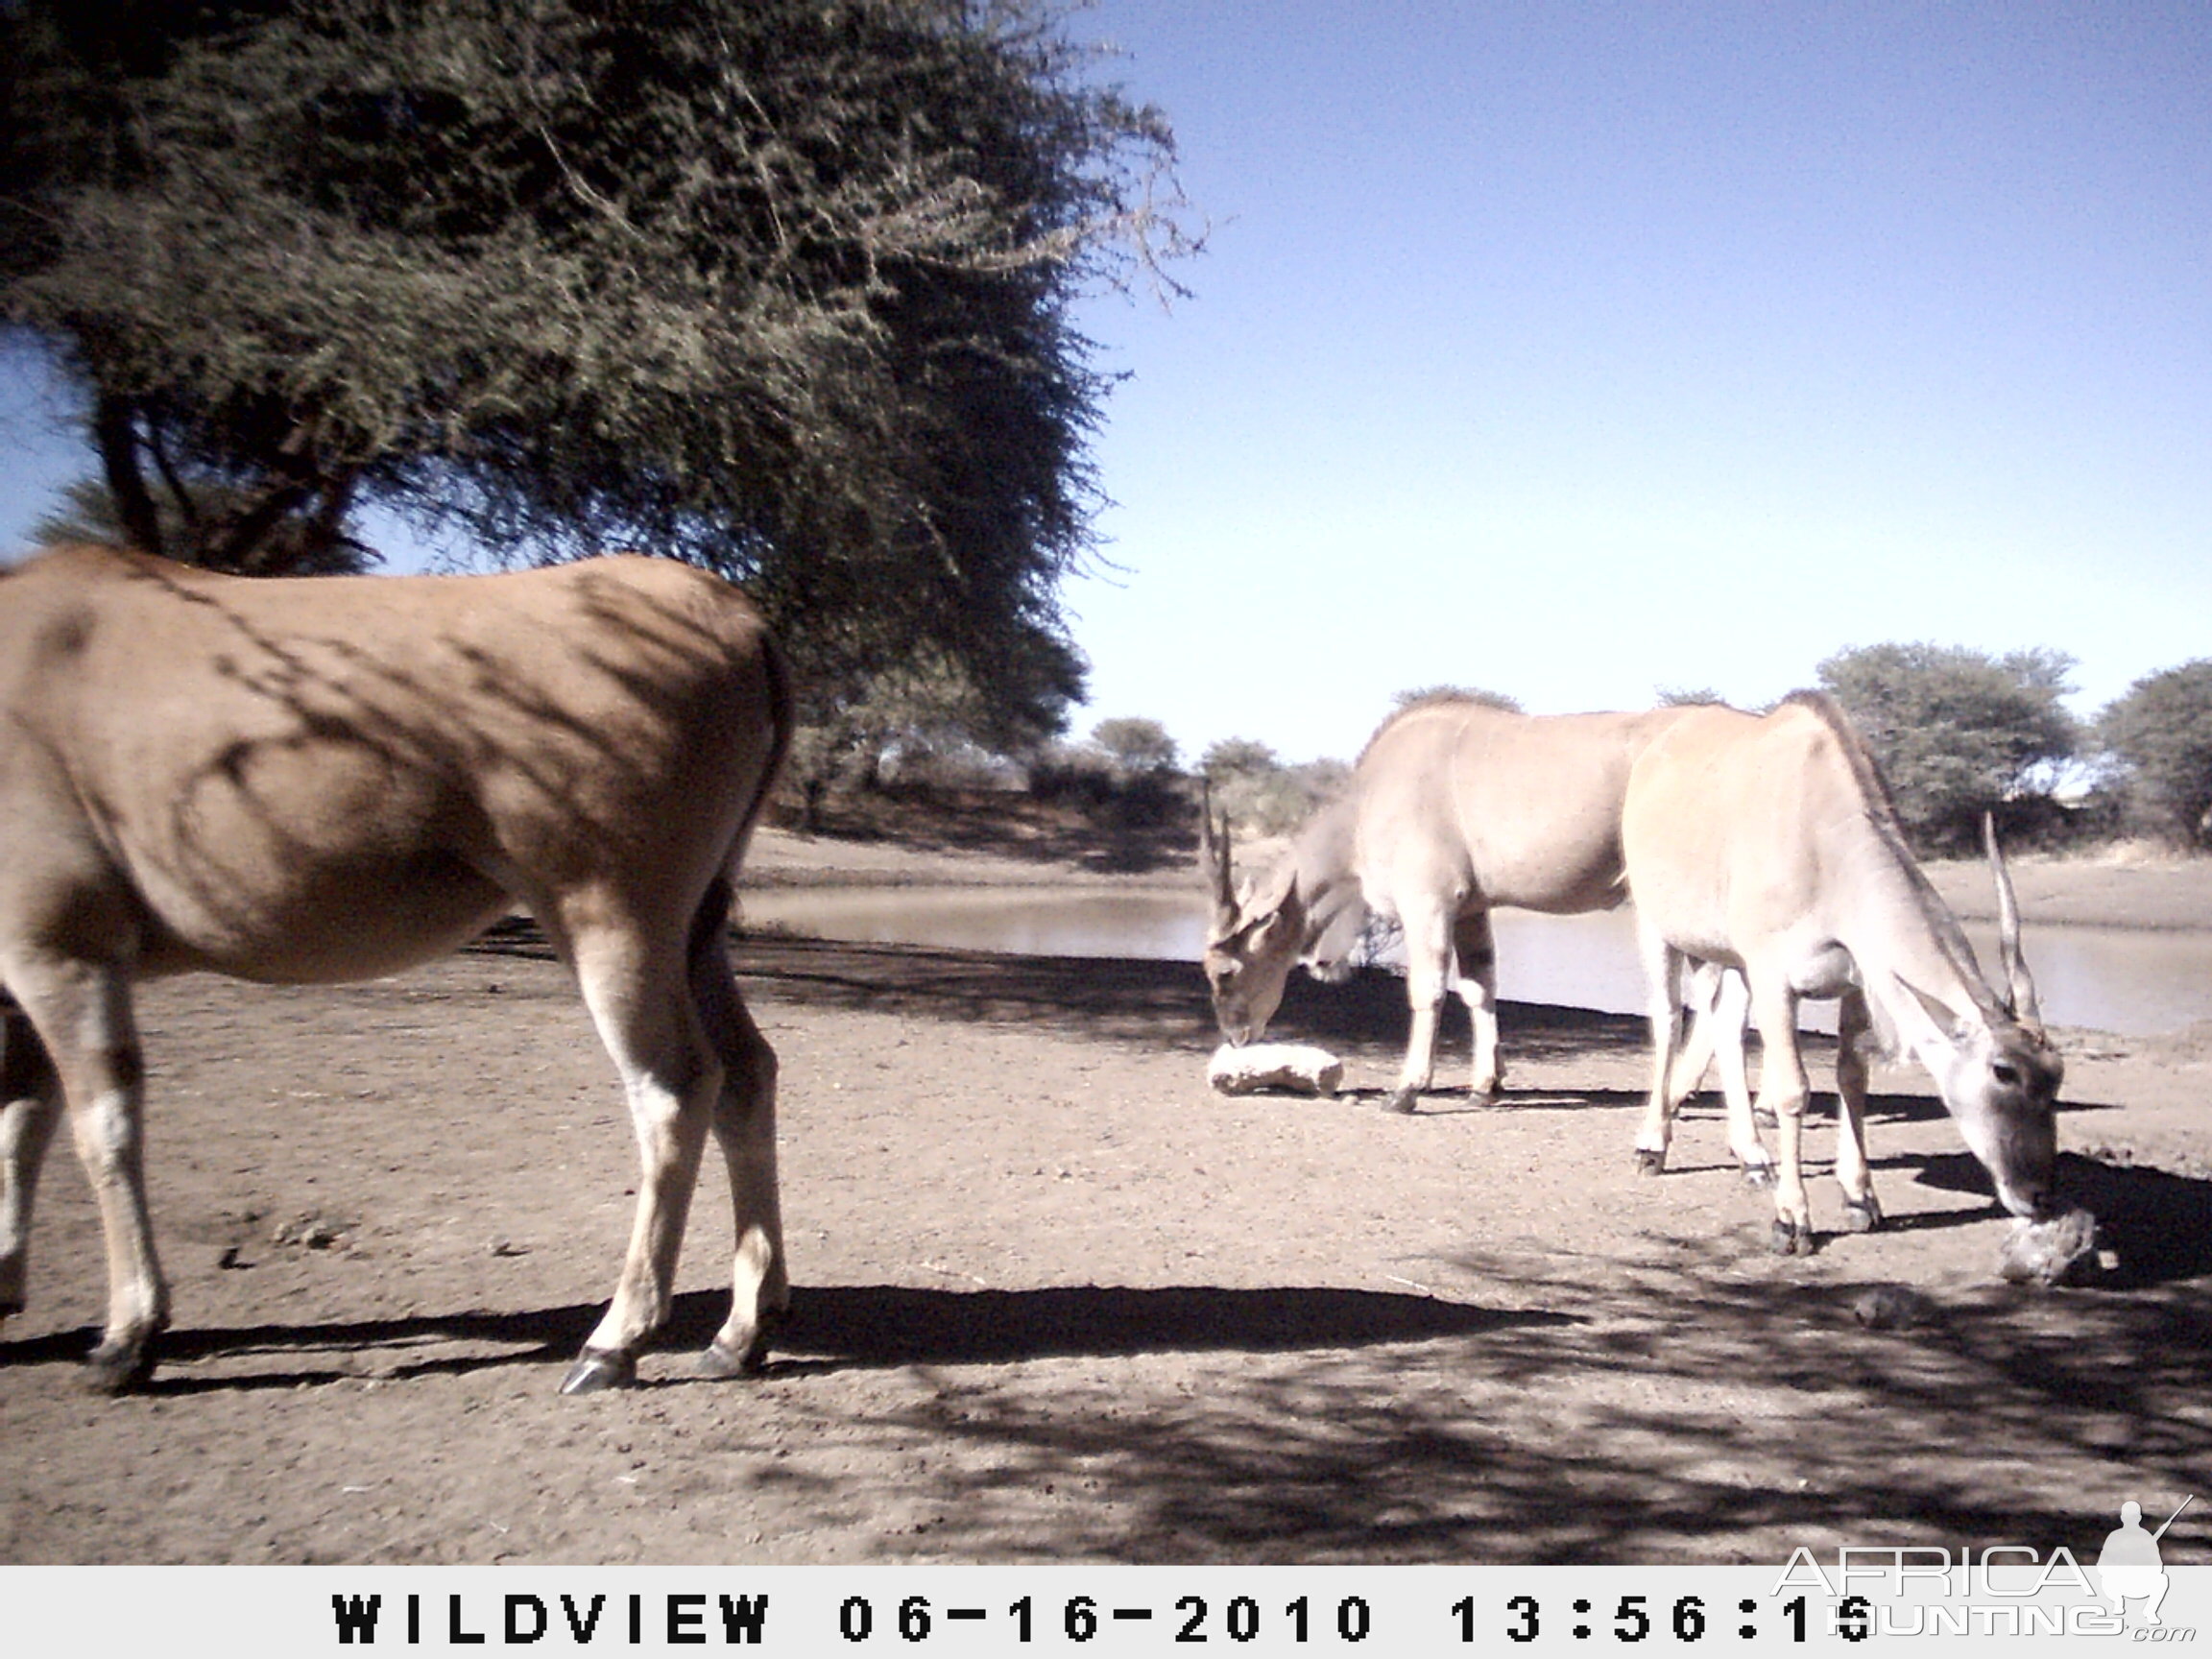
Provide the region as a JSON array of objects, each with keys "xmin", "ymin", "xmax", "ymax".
[
  {"xmin": 5, "ymin": 3, "xmax": 2207, "ymax": 767},
  {"xmin": 1059, "ymin": 1, "xmax": 2212, "ymax": 762}
]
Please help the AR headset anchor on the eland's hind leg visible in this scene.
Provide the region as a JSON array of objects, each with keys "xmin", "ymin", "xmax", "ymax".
[
  {"xmin": 0, "ymin": 999, "xmax": 64, "ymax": 1324},
  {"xmin": 1632, "ymin": 936, "xmax": 1687, "ymax": 1175},
  {"xmin": 559, "ymin": 909, "xmax": 723, "ymax": 1395},
  {"xmin": 1450, "ymin": 910, "xmax": 1503, "ymax": 1101},
  {"xmin": 1705, "ymin": 970, "xmax": 1772, "ymax": 1188},
  {"xmin": 6, "ymin": 959, "xmax": 168, "ymax": 1390},
  {"xmin": 1745, "ymin": 976, "xmax": 1815, "ymax": 1255},
  {"xmin": 1386, "ymin": 900, "xmax": 1455, "ymax": 1114},
  {"xmin": 688, "ymin": 899, "xmax": 786, "ymax": 1379}
]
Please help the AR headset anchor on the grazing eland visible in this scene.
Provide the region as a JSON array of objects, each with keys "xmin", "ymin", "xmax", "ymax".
[
  {"xmin": 1203, "ymin": 695, "xmax": 1723, "ymax": 1114},
  {"xmin": 0, "ymin": 542, "xmax": 791, "ymax": 1393},
  {"xmin": 1623, "ymin": 693, "xmax": 2062, "ymax": 1253}
]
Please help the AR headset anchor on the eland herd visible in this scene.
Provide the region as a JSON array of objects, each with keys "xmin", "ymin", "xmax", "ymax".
[
  {"xmin": 0, "ymin": 541, "xmax": 2066, "ymax": 1395},
  {"xmin": 1205, "ymin": 690, "xmax": 2065, "ymax": 1258}
]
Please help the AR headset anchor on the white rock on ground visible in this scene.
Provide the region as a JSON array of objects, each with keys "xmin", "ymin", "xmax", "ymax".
[{"xmin": 1207, "ymin": 1043, "xmax": 1344, "ymax": 1097}]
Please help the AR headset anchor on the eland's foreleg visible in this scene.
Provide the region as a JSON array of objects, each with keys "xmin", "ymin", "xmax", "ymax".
[
  {"xmin": 1385, "ymin": 901, "xmax": 1455, "ymax": 1114},
  {"xmin": 1632, "ymin": 935, "xmax": 1688, "ymax": 1174},
  {"xmin": 1832, "ymin": 988, "xmax": 1881, "ymax": 1232},
  {"xmin": 560, "ymin": 914, "xmax": 722, "ymax": 1395},
  {"xmin": 688, "ymin": 906, "xmax": 787, "ymax": 1380},
  {"xmin": 1747, "ymin": 977, "xmax": 1815, "ymax": 1255},
  {"xmin": 1450, "ymin": 910, "xmax": 1503, "ymax": 1101},
  {"xmin": 7, "ymin": 958, "xmax": 169, "ymax": 1390},
  {"xmin": 0, "ymin": 1000, "xmax": 64, "ymax": 1325}
]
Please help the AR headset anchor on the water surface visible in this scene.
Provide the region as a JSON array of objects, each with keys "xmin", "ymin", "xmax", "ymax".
[{"xmin": 739, "ymin": 886, "xmax": 2212, "ymax": 1037}]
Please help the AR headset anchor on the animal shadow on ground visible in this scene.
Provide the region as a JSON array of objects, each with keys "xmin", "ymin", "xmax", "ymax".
[
  {"xmin": 0, "ymin": 1284, "xmax": 1568, "ymax": 1394},
  {"xmin": 472, "ymin": 930, "xmax": 1662, "ymax": 1073}
]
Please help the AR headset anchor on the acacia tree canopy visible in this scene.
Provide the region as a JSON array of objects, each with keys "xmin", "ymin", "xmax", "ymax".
[
  {"xmin": 1816, "ymin": 642, "xmax": 2079, "ymax": 853},
  {"xmin": 2100, "ymin": 661, "xmax": 2212, "ymax": 848},
  {"xmin": 1087, "ymin": 716, "xmax": 1179, "ymax": 776},
  {"xmin": 0, "ymin": 0, "xmax": 1192, "ymax": 734}
]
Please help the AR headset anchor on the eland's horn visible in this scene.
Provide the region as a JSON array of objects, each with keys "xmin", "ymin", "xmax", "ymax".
[
  {"xmin": 1983, "ymin": 811, "xmax": 2042, "ymax": 1026},
  {"xmin": 1200, "ymin": 781, "xmax": 1237, "ymax": 921}
]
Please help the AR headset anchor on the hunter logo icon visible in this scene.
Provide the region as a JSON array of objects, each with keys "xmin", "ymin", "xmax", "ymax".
[{"xmin": 2098, "ymin": 1495, "xmax": 2195, "ymax": 1626}]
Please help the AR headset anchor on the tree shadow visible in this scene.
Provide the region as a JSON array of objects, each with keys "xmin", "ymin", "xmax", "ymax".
[{"xmin": 830, "ymin": 1236, "xmax": 2212, "ymax": 1563}]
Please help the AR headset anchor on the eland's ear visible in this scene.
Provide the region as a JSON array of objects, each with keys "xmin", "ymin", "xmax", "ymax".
[
  {"xmin": 1247, "ymin": 856, "xmax": 1299, "ymax": 922},
  {"xmin": 1895, "ymin": 974, "xmax": 1972, "ymax": 1044}
]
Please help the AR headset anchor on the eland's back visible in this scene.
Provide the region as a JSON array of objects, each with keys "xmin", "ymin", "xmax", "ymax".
[
  {"xmin": 0, "ymin": 542, "xmax": 782, "ymax": 983},
  {"xmin": 1352, "ymin": 698, "xmax": 1685, "ymax": 916}
]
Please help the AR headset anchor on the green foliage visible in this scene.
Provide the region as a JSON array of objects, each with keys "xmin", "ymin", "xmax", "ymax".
[
  {"xmin": 0, "ymin": 0, "xmax": 1190, "ymax": 724},
  {"xmin": 1391, "ymin": 685, "xmax": 1522, "ymax": 713},
  {"xmin": 785, "ymin": 639, "xmax": 1075, "ymax": 826},
  {"xmin": 2100, "ymin": 661, "xmax": 2212, "ymax": 849},
  {"xmin": 1655, "ymin": 685, "xmax": 1728, "ymax": 708},
  {"xmin": 1086, "ymin": 716, "xmax": 1179, "ymax": 777},
  {"xmin": 1199, "ymin": 736, "xmax": 1345, "ymax": 836},
  {"xmin": 1197, "ymin": 736, "xmax": 1280, "ymax": 781},
  {"xmin": 1815, "ymin": 643, "xmax": 2078, "ymax": 854}
]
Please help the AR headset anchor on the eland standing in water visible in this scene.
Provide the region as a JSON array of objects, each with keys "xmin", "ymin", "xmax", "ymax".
[
  {"xmin": 1623, "ymin": 692, "xmax": 2063, "ymax": 1253},
  {"xmin": 0, "ymin": 543, "xmax": 791, "ymax": 1393},
  {"xmin": 1203, "ymin": 695, "xmax": 1706, "ymax": 1113}
]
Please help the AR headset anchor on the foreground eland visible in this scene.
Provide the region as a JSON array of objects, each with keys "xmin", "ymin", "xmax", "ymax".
[
  {"xmin": 0, "ymin": 543, "xmax": 790, "ymax": 1393},
  {"xmin": 1204, "ymin": 695, "xmax": 1705, "ymax": 1113},
  {"xmin": 1623, "ymin": 693, "xmax": 2062, "ymax": 1253}
]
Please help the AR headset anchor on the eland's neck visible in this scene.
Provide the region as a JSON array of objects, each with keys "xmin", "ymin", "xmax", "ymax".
[
  {"xmin": 1830, "ymin": 823, "xmax": 1998, "ymax": 1052},
  {"xmin": 1287, "ymin": 799, "xmax": 1365, "ymax": 955}
]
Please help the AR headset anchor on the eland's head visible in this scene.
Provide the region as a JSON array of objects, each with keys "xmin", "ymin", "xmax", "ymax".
[
  {"xmin": 1200, "ymin": 793, "xmax": 1306, "ymax": 1046},
  {"xmin": 1898, "ymin": 817, "xmax": 2065, "ymax": 1219}
]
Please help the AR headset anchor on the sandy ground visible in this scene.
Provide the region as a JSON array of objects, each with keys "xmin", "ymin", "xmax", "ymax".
[{"xmin": 2, "ymin": 830, "xmax": 2207, "ymax": 1565}]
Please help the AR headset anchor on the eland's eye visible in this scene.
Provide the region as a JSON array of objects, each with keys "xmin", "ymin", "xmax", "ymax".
[{"xmin": 1992, "ymin": 1062, "xmax": 2021, "ymax": 1087}]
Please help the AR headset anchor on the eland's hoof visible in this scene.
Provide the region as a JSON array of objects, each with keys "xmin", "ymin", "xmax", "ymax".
[
  {"xmin": 1770, "ymin": 1218, "xmax": 1815, "ymax": 1257},
  {"xmin": 1631, "ymin": 1147, "xmax": 1667, "ymax": 1178},
  {"xmin": 1740, "ymin": 1160, "xmax": 1777, "ymax": 1191},
  {"xmin": 1842, "ymin": 1197, "xmax": 1884, "ymax": 1234},
  {"xmin": 559, "ymin": 1347, "xmax": 637, "ymax": 1395},
  {"xmin": 84, "ymin": 1334, "xmax": 158, "ymax": 1396},
  {"xmin": 699, "ymin": 1301, "xmax": 786, "ymax": 1379},
  {"xmin": 694, "ymin": 1342, "xmax": 749, "ymax": 1381},
  {"xmin": 1382, "ymin": 1089, "xmax": 1420, "ymax": 1116}
]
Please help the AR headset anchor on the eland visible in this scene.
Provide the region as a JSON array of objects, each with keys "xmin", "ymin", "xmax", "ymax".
[
  {"xmin": 1203, "ymin": 695, "xmax": 1718, "ymax": 1113},
  {"xmin": 0, "ymin": 542, "xmax": 791, "ymax": 1393},
  {"xmin": 1623, "ymin": 693, "xmax": 2063, "ymax": 1253}
]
